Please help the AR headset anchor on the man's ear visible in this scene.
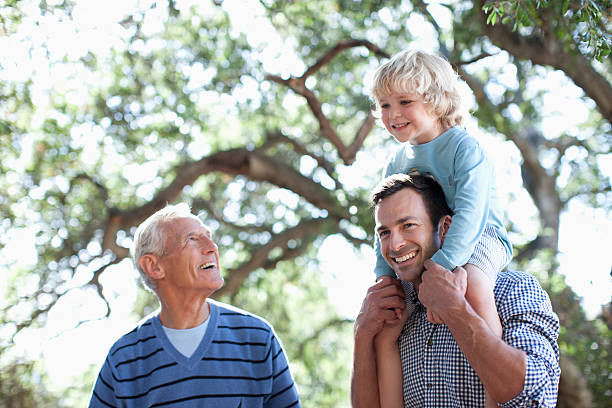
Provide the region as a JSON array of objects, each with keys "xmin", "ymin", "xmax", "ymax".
[
  {"xmin": 139, "ymin": 254, "xmax": 165, "ymax": 281},
  {"xmin": 437, "ymin": 215, "xmax": 452, "ymax": 245}
]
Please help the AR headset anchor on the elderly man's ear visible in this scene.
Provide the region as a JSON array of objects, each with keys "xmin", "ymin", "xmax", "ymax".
[{"xmin": 139, "ymin": 254, "xmax": 165, "ymax": 280}]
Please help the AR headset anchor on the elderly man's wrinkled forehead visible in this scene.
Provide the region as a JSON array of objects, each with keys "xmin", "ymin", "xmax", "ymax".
[{"xmin": 160, "ymin": 215, "xmax": 212, "ymax": 245}]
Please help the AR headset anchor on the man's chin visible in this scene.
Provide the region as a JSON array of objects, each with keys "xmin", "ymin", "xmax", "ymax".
[{"xmin": 394, "ymin": 268, "xmax": 421, "ymax": 283}]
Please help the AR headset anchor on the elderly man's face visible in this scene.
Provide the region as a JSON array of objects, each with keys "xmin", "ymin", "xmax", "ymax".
[
  {"xmin": 375, "ymin": 187, "xmax": 443, "ymax": 284},
  {"xmin": 157, "ymin": 216, "xmax": 224, "ymax": 293}
]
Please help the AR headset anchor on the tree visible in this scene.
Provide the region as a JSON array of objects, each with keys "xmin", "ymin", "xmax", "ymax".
[{"xmin": 1, "ymin": 0, "xmax": 610, "ymax": 406}]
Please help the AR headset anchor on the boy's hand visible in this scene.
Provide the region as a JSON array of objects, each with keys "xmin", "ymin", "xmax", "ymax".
[
  {"xmin": 375, "ymin": 301, "xmax": 410, "ymax": 348},
  {"xmin": 355, "ymin": 276, "xmax": 405, "ymax": 341}
]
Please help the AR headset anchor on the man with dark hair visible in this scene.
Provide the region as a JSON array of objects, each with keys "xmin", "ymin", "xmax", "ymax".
[
  {"xmin": 351, "ymin": 173, "xmax": 560, "ymax": 407},
  {"xmin": 89, "ymin": 203, "xmax": 301, "ymax": 408}
]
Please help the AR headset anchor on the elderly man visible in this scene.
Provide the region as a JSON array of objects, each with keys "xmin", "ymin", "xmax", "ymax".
[
  {"xmin": 89, "ymin": 203, "xmax": 301, "ymax": 408},
  {"xmin": 351, "ymin": 174, "xmax": 560, "ymax": 407}
]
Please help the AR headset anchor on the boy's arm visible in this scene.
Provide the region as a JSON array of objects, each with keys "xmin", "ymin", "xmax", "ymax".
[
  {"xmin": 431, "ymin": 138, "xmax": 492, "ymax": 270},
  {"xmin": 351, "ymin": 278, "xmax": 405, "ymax": 408},
  {"xmin": 374, "ymin": 153, "xmax": 402, "ymax": 279},
  {"xmin": 351, "ymin": 329, "xmax": 380, "ymax": 408},
  {"xmin": 374, "ymin": 307, "xmax": 408, "ymax": 408}
]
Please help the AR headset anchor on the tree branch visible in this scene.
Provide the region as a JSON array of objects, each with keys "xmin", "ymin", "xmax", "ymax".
[
  {"xmin": 478, "ymin": 0, "xmax": 612, "ymax": 124},
  {"xmin": 191, "ymin": 197, "xmax": 273, "ymax": 234},
  {"xmin": 101, "ymin": 146, "xmax": 346, "ymax": 253},
  {"xmin": 213, "ymin": 218, "xmax": 331, "ymax": 298},
  {"xmin": 262, "ymin": 130, "xmax": 339, "ymax": 186},
  {"xmin": 265, "ymin": 39, "xmax": 388, "ymax": 164},
  {"xmin": 303, "ymin": 39, "xmax": 389, "ymax": 78},
  {"xmin": 294, "ymin": 317, "xmax": 353, "ymax": 360},
  {"xmin": 512, "ymin": 235, "xmax": 556, "ymax": 263}
]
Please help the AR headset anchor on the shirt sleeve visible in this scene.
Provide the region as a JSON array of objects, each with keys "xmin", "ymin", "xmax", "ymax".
[
  {"xmin": 430, "ymin": 137, "xmax": 491, "ymax": 270},
  {"xmin": 264, "ymin": 333, "xmax": 301, "ymax": 408},
  {"xmin": 89, "ymin": 357, "xmax": 119, "ymax": 408},
  {"xmin": 373, "ymin": 154, "xmax": 400, "ymax": 278},
  {"xmin": 497, "ymin": 275, "xmax": 561, "ymax": 407}
]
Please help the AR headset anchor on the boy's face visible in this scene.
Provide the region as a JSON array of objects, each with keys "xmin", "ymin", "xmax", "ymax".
[{"xmin": 378, "ymin": 91, "xmax": 443, "ymax": 145}]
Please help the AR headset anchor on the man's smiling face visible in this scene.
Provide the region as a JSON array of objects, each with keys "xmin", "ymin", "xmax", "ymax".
[
  {"xmin": 375, "ymin": 187, "xmax": 443, "ymax": 285},
  {"xmin": 157, "ymin": 216, "xmax": 224, "ymax": 294}
]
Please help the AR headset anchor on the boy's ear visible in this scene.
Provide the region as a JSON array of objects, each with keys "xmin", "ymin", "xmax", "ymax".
[{"xmin": 139, "ymin": 254, "xmax": 165, "ymax": 281}]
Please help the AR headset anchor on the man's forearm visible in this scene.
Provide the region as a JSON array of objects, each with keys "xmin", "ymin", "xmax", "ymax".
[
  {"xmin": 442, "ymin": 300, "xmax": 526, "ymax": 403},
  {"xmin": 351, "ymin": 332, "xmax": 380, "ymax": 408}
]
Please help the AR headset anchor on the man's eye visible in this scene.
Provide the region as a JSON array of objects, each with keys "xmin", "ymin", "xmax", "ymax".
[{"xmin": 379, "ymin": 230, "xmax": 389, "ymax": 237}]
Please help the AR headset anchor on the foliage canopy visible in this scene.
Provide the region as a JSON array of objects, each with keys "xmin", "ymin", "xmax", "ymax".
[{"xmin": 1, "ymin": 0, "xmax": 610, "ymax": 406}]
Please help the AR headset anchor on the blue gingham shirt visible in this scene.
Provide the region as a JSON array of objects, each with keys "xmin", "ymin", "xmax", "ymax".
[{"xmin": 399, "ymin": 270, "xmax": 560, "ymax": 407}]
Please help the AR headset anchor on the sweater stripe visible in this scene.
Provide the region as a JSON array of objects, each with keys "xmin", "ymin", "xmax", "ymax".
[
  {"xmin": 111, "ymin": 362, "xmax": 178, "ymax": 382},
  {"xmin": 111, "ymin": 334, "xmax": 156, "ymax": 356},
  {"xmin": 114, "ymin": 347, "xmax": 164, "ymax": 368}
]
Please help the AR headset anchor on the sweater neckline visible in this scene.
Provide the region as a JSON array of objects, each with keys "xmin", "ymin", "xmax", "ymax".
[{"xmin": 152, "ymin": 301, "xmax": 219, "ymax": 369}]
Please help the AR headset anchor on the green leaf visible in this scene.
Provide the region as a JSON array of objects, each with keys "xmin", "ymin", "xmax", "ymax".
[
  {"xmin": 562, "ymin": 0, "xmax": 569, "ymax": 14},
  {"xmin": 487, "ymin": 11, "xmax": 498, "ymax": 25}
]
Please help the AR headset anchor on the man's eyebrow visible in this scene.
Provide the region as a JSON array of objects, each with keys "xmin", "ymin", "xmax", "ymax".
[
  {"xmin": 185, "ymin": 228, "xmax": 212, "ymax": 238},
  {"xmin": 396, "ymin": 215, "xmax": 419, "ymax": 224},
  {"xmin": 376, "ymin": 224, "xmax": 388, "ymax": 233},
  {"xmin": 376, "ymin": 215, "xmax": 420, "ymax": 231}
]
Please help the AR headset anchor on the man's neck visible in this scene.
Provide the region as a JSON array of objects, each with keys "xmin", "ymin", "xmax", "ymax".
[{"xmin": 157, "ymin": 290, "xmax": 211, "ymax": 329}]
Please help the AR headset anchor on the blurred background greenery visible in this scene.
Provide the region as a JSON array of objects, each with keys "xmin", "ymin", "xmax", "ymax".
[{"xmin": 1, "ymin": 0, "xmax": 610, "ymax": 407}]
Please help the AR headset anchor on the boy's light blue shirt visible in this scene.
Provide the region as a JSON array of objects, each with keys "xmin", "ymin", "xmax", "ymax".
[{"xmin": 374, "ymin": 126, "xmax": 512, "ymax": 278}]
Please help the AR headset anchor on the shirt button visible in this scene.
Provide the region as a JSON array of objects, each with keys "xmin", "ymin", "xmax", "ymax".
[
  {"xmin": 427, "ymin": 339, "xmax": 433, "ymax": 347},
  {"xmin": 427, "ymin": 383, "xmax": 432, "ymax": 388}
]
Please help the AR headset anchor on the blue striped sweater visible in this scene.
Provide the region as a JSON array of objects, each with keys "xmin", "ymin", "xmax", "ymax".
[{"xmin": 89, "ymin": 300, "xmax": 301, "ymax": 407}]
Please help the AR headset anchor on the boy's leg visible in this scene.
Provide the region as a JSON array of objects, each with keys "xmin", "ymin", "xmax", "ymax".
[
  {"xmin": 464, "ymin": 263, "xmax": 502, "ymax": 337},
  {"xmin": 465, "ymin": 263, "xmax": 502, "ymax": 408}
]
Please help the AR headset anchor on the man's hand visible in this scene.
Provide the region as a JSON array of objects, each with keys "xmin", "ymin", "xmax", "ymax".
[
  {"xmin": 418, "ymin": 260, "xmax": 468, "ymax": 322},
  {"xmin": 354, "ymin": 276, "xmax": 406, "ymax": 341}
]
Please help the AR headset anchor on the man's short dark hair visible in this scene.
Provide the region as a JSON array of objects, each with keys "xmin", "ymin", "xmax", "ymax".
[{"xmin": 371, "ymin": 173, "xmax": 454, "ymax": 226}]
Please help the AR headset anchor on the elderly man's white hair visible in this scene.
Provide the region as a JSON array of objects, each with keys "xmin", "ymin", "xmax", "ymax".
[{"xmin": 131, "ymin": 203, "xmax": 207, "ymax": 291}]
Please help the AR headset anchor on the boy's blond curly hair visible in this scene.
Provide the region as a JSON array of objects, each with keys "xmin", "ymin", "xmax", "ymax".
[{"xmin": 370, "ymin": 49, "xmax": 470, "ymax": 129}]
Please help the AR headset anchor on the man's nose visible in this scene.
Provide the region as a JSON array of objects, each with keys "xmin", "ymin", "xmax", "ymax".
[
  {"xmin": 389, "ymin": 232, "xmax": 405, "ymax": 252},
  {"xmin": 199, "ymin": 237, "xmax": 217, "ymax": 253}
]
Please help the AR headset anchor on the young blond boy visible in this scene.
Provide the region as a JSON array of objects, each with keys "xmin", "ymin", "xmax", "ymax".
[{"xmin": 370, "ymin": 49, "xmax": 513, "ymax": 407}]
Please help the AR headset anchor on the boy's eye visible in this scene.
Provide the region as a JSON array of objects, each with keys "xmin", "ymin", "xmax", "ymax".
[
  {"xmin": 400, "ymin": 100, "xmax": 411, "ymax": 105},
  {"xmin": 380, "ymin": 103, "xmax": 390, "ymax": 109}
]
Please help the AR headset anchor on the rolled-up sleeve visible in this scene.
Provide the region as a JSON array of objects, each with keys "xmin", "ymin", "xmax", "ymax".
[{"xmin": 497, "ymin": 273, "xmax": 560, "ymax": 407}]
